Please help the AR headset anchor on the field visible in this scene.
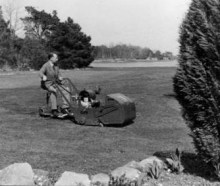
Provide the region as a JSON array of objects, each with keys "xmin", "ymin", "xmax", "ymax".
[{"xmin": 0, "ymin": 65, "xmax": 212, "ymax": 184}]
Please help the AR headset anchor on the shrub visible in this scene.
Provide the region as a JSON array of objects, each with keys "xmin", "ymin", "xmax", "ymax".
[
  {"xmin": 165, "ymin": 148, "xmax": 184, "ymax": 174},
  {"xmin": 148, "ymin": 160, "xmax": 162, "ymax": 179}
]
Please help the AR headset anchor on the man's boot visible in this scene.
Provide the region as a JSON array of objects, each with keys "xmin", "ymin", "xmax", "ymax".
[
  {"xmin": 52, "ymin": 109, "xmax": 65, "ymax": 118},
  {"xmin": 62, "ymin": 108, "xmax": 74, "ymax": 117}
]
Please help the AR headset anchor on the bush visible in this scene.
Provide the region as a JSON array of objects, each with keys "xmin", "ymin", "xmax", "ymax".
[
  {"xmin": 165, "ymin": 148, "xmax": 184, "ymax": 174},
  {"xmin": 173, "ymin": 0, "xmax": 220, "ymax": 177},
  {"xmin": 148, "ymin": 160, "xmax": 162, "ymax": 179}
]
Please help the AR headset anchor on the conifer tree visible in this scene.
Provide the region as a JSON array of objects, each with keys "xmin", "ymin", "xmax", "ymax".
[
  {"xmin": 173, "ymin": 0, "xmax": 220, "ymax": 175},
  {"xmin": 47, "ymin": 17, "xmax": 94, "ymax": 69}
]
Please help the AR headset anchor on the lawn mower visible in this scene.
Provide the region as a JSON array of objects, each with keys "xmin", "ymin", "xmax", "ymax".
[{"xmin": 39, "ymin": 78, "xmax": 136, "ymax": 126}]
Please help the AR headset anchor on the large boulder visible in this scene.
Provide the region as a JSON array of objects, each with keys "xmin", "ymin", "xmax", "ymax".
[
  {"xmin": 111, "ymin": 166, "xmax": 141, "ymax": 182},
  {"xmin": 0, "ymin": 162, "xmax": 34, "ymax": 185},
  {"xmin": 55, "ymin": 171, "xmax": 90, "ymax": 186},
  {"xmin": 91, "ymin": 173, "xmax": 110, "ymax": 186},
  {"xmin": 139, "ymin": 156, "xmax": 164, "ymax": 172}
]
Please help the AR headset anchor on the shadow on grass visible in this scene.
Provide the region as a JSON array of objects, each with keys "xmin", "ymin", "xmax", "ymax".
[
  {"xmin": 103, "ymin": 120, "xmax": 135, "ymax": 128},
  {"xmin": 75, "ymin": 120, "xmax": 135, "ymax": 128},
  {"xmin": 60, "ymin": 115, "xmax": 135, "ymax": 127},
  {"xmin": 163, "ymin": 93, "xmax": 177, "ymax": 99},
  {"xmin": 153, "ymin": 151, "xmax": 219, "ymax": 182}
]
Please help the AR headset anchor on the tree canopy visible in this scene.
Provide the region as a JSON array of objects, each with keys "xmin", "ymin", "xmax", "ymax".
[
  {"xmin": 0, "ymin": 6, "xmax": 94, "ymax": 70},
  {"xmin": 47, "ymin": 17, "xmax": 94, "ymax": 68},
  {"xmin": 0, "ymin": 6, "xmax": 174, "ymax": 70}
]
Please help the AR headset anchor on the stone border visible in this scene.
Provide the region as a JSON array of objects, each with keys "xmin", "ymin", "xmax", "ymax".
[{"xmin": 0, "ymin": 155, "xmax": 178, "ymax": 186}]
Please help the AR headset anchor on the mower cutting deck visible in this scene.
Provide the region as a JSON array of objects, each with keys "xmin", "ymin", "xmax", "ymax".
[{"xmin": 39, "ymin": 78, "xmax": 136, "ymax": 126}]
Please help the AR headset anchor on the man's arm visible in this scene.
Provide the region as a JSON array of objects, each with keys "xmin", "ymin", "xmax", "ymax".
[
  {"xmin": 39, "ymin": 64, "xmax": 47, "ymax": 81},
  {"xmin": 57, "ymin": 67, "xmax": 63, "ymax": 81}
]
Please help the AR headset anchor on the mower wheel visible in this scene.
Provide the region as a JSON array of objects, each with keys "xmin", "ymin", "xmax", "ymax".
[{"xmin": 78, "ymin": 117, "xmax": 86, "ymax": 125}]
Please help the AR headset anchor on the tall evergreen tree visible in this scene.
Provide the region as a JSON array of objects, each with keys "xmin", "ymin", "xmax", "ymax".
[
  {"xmin": 173, "ymin": 0, "xmax": 220, "ymax": 176},
  {"xmin": 47, "ymin": 17, "xmax": 94, "ymax": 69}
]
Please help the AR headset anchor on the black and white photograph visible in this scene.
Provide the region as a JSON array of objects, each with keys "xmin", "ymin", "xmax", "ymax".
[{"xmin": 1, "ymin": 0, "xmax": 220, "ymax": 185}]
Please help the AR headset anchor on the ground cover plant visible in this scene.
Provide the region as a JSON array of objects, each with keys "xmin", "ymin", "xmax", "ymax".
[{"xmin": 0, "ymin": 66, "xmax": 218, "ymax": 185}]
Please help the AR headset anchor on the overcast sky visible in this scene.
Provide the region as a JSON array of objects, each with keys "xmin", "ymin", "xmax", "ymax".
[{"xmin": 0, "ymin": 0, "xmax": 192, "ymax": 55}]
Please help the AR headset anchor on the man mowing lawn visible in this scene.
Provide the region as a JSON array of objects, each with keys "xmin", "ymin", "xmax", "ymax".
[{"xmin": 39, "ymin": 52, "xmax": 74, "ymax": 118}]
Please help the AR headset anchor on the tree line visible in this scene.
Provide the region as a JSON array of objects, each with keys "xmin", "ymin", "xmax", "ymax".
[
  {"xmin": 0, "ymin": 5, "xmax": 175, "ymax": 71},
  {"xmin": 0, "ymin": 6, "xmax": 94, "ymax": 70},
  {"xmin": 94, "ymin": 44, "xmax": 175, "ymax": 60}
]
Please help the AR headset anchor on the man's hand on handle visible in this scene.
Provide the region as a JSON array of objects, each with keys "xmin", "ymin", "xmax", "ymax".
[{"xmin": 42, "ymin": 75, "xmax": 47, "ymax": 81}]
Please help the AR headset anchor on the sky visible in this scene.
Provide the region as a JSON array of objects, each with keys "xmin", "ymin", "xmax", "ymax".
[{"xmin": 0, "ymin": 0, "xmax": 192, "ymax": 55}]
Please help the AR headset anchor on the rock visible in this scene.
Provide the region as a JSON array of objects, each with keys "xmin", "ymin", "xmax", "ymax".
[
  {"xmin": 123, "ymin": 160, "xmax": 142, "ymax": 171},
  {"xmin": 91, "ymin": 173, "xmax": 110, "ymax": 186},
  {"xmin": 0, "ymin": 162, "xmax": 34, "ymax": 185},
  {"xmin": 139, "ymin": 156, "xmax": 164, "ymax": 172},
  {"xmin": 55, "ymin": 171, "xmax": 90, "ymax": 186},
  {"xmin": 111, "ymin": 166, "xmax": 141, "ymax": 182}
]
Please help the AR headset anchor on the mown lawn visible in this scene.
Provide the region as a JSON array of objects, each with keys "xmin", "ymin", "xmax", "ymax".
[{"xmin": 0, "ymin": 67, "xmax": 193, "ymax": 177}]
